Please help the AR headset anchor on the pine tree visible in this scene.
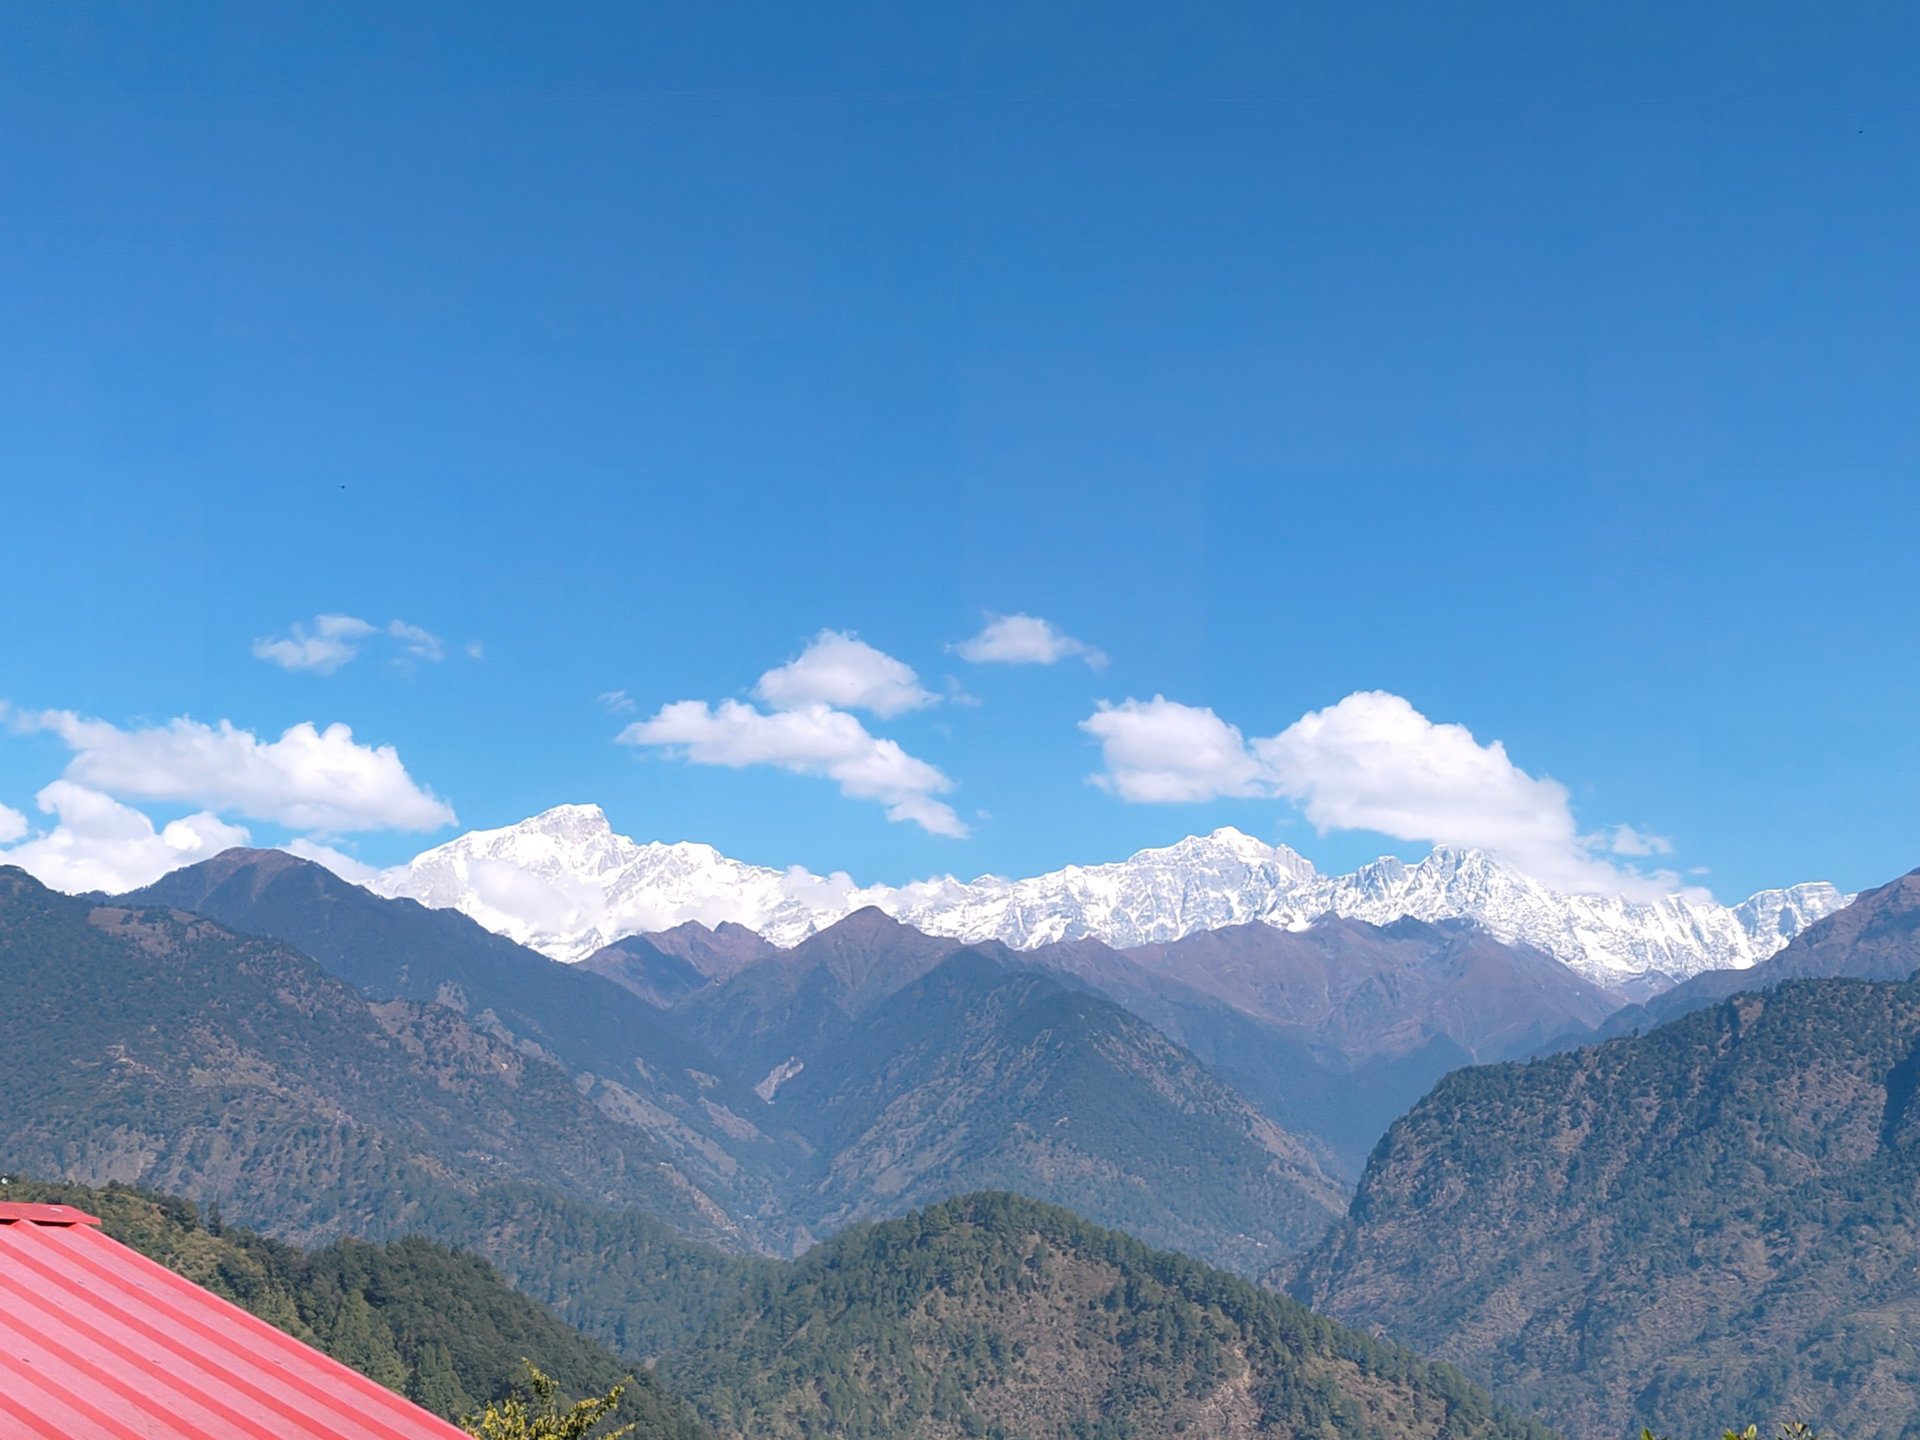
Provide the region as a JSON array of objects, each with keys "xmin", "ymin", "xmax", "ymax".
[
  {"xmin": 409, "ymin": 1339, "xmax": 475, "ymax": 1419},
  {"xmin": 326, "ymin": 1289, "xmax": 410, "ymax": 1393}
]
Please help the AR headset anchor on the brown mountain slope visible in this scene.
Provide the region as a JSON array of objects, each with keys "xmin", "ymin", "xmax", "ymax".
[{"xmin": 1284, "ymin": 971, "xmax": 1920, "ymax": 1440}]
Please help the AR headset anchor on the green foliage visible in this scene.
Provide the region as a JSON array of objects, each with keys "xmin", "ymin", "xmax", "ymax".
[
  {"xmin": 671, "ymin": 1191, "xmax": 1551, "ymax": 1440},
  {"xmin": 396, "ymin": 1182, "xmax": 773, "ymax": 1360},
  {"xmin": 462, "ymin": 1362, "xmax": 636, "ymax": 1440}
]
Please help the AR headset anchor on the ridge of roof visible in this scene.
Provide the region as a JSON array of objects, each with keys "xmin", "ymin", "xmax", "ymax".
[{"xmin": 0, "ymin": 1202, "xmax": 101, "ymax": 1225}]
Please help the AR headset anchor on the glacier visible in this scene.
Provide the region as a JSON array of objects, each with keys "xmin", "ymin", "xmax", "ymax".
[{"xmin": 366, "ymin": 803, "xmax": 1850, "ymax": 992}]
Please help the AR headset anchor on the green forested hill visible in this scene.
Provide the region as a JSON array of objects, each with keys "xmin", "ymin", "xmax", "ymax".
[
  {"xmin": 0, "ymin": 1180, "xmax": 707, "ymax": 1439},
  {"xmin": 1287, "ymin": 976, "xmax": 1920, "ymax": 1440},
  {"xmin": 669, "ymin": 1191, "xmax": 1553, "ymax": 1440},
  {"xmin": 398, "ymin": 1182, "xmax": 774, "ymax": 1360}
]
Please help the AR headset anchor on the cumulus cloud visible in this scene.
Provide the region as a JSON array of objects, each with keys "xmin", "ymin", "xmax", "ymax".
[
  {"xmin": 0, "ymin": 782, "xmax": 250, "ymax": 893},
  {"xmin": 0, "ymin": 802, "xmax": 26, "ymax": 845},
  {"xmin": 955, "ymin": 613, "xmax": 1107, "ymax": 669},
  {"xmin": 621, "ymin": 699, "xmax": 967, "ymax": 837},
  {"xmin": 754, "ymin": 631, "xmax": 937, "ymax": 718},
  {"xmin": 1081, "ymin": 697, "xmax": 1267, "ymax": 803},
  {"xmin": 253, "ymin": 614, "xmax": 447, "ymax": 673},
  {"xmin": 20, "ymin": 710, "xmax": 456, "ymax": 833},
  {"xmin": 1083, "ymin": 688, "xmax": 1678, "ymax": 898}
]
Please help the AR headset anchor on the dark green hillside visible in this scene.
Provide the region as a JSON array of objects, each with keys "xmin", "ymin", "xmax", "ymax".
[
  {"xmin": 670, "ymin": 1191, "xmax": 1553, "ymax": 1440},
  {"xmin": 401, "ymin": 1182, "xmax": 775, "ymax": 1360},
  {"xmin": 1287, "ymin": 975, "xmax": 1920, "ymax": 1440},
  {"xmin": 0, "ymin": 865, "xmax": 737, "ymax": 1247},
  {"xmin": 126, "ymin": 848, "xmax": 798, "ymax": 1237},
  {"xmin": 0, "ymin": 1179, "xmax": 706, "ymax": 1439}
]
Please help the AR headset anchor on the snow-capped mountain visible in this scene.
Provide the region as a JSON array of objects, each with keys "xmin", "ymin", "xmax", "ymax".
[
  {"xmin": 368, "ymin": 802, "xmax": 885, "ymax": 960},
  {"xmin": 366, "ymin": 803, "xmax": 1850, "ymax": 990}
]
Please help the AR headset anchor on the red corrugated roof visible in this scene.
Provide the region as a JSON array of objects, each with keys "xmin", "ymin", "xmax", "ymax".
[{"xmin": 0, "ymin": 1204, "xmax": 472, "ymax": 1440}]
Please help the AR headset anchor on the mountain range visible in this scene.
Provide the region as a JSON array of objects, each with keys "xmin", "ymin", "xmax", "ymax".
[
  {"xmin": 361, "ymin": 803, "xmax": 1847, "ymax": 992},
  {"xmin": 9, "ymin": 851, "xmax": 1357, "ymax": 1272}
]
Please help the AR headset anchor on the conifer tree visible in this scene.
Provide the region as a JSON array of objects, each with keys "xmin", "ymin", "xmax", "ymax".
[
  {"xmin": 409, "ymin": 1339, "xmax": 474, "ymax": 1419},
  {"xmin": 327, "ymin": 1289, "xmax": 410, "ymax": 1393}
]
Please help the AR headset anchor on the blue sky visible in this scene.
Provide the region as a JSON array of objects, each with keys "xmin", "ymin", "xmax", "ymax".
[{"xmin": 2, "ymin": 2, "xmax": 1916, "ymax": 900}]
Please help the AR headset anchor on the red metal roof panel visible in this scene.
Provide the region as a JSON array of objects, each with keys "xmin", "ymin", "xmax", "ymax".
[{"xmin": 0, "ymin": 1214, "xmax": 472, "ymax": 1440}]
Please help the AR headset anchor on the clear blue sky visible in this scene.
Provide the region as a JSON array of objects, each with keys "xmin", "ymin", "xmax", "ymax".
[{"xmin": 2, "ymin": 2, "xmax": 1916, "ymax": 900}]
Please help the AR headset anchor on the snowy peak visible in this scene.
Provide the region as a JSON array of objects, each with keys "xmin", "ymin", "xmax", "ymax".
[{"xmin": 361, "ymin": 809, "xmax": 1853, "ymax": 989}]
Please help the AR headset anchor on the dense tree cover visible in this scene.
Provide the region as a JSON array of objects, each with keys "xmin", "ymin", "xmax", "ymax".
[
  {"xmin": 2, "ymin": 1180, "xmax": 706, "ymax": 1440},
  {"xmin": 669, "ymin": 1191, "xmax": 1553, "ymax": 1440},
  {"xmin": 395, "ymin": 1182, "xmax": 775, "ymax": 1360},
  {"xmin": 0, "ymin": 871, "xmax": 743, "ymax": 1246},
  {"xmin": 1289, "ymin": 978, "xmax": 1920, "ymax": 1440}
]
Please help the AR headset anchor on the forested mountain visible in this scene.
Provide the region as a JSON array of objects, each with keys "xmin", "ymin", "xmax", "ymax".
[
  {"xmin": 668, "ymin": 1191, "xmax": 1554, "ymax": 1440},
  {"xmin": 665, "ymin": 911, "xmax": 1348, "ymax": 1270},
  {"xmin": 1286, "ymin": 974, "xmax": 1920, "ymax": 1439},
  {"xmin": 0, "ymin": 1179, "xmax": 706, "ymax": 1439},
  {"xmin": 126, "ymin": 848, "xmax": 799, "ymax": 1234},
  {"xmin": 0, "ymin": 865, "xmax": 742, "ymax": 1246}
]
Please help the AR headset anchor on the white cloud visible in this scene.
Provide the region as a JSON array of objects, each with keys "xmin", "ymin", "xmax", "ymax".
[
  {"xmin": 253, "ymin": 614, "xmax": 376, "ymax": 674},
  {"xmin": 1081, "ymin": 697, "xmax": 1267, "ymax": 803},
  {"xmin": 0, "ymin": 782, "xmax": 250, "ymax": 893},
  {"xmin": 1255, "ymin": 692, "xmax": 1614, "ymax": 890},
  {"xmin": 955, "ymin": 613, "xmax": 1107, "ymax": 669},
  {"xmin": 1599, "ymin": 824, "xmax": 1675, "ymax": 857},
  {"xmin": 599, "ymin": 689, "xmax": 637, "ymax": 715},
  {"xmin": 385, "ymin": 620, "xmax": 445, "ymax": 664},
  {"xmin": 1083, "ymin": 688, "xmax": 1678, "ymax": 898},
  {"xmin": 253, "ymin": 614, "xmax": 447, "ymax": 673},
  {"xmin": 621, "ymin": 699, "xmax": 967, "ymax": 837},
  {"xmin": 20, "ymin": 710, "xmax": 456, "ymax": 834},
  {"xmin": 754, "ymin": 631, "xmax": 937, "ymax": 718},
  {"xmin": 0, "ymin": 802, "xmax": 26, "ymax": 845}
]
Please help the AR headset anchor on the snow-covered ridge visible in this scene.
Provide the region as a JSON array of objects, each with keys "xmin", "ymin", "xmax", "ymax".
[{"xmin": 365, "ymin": 803, "xmax": 1851, "ymax": 990}]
